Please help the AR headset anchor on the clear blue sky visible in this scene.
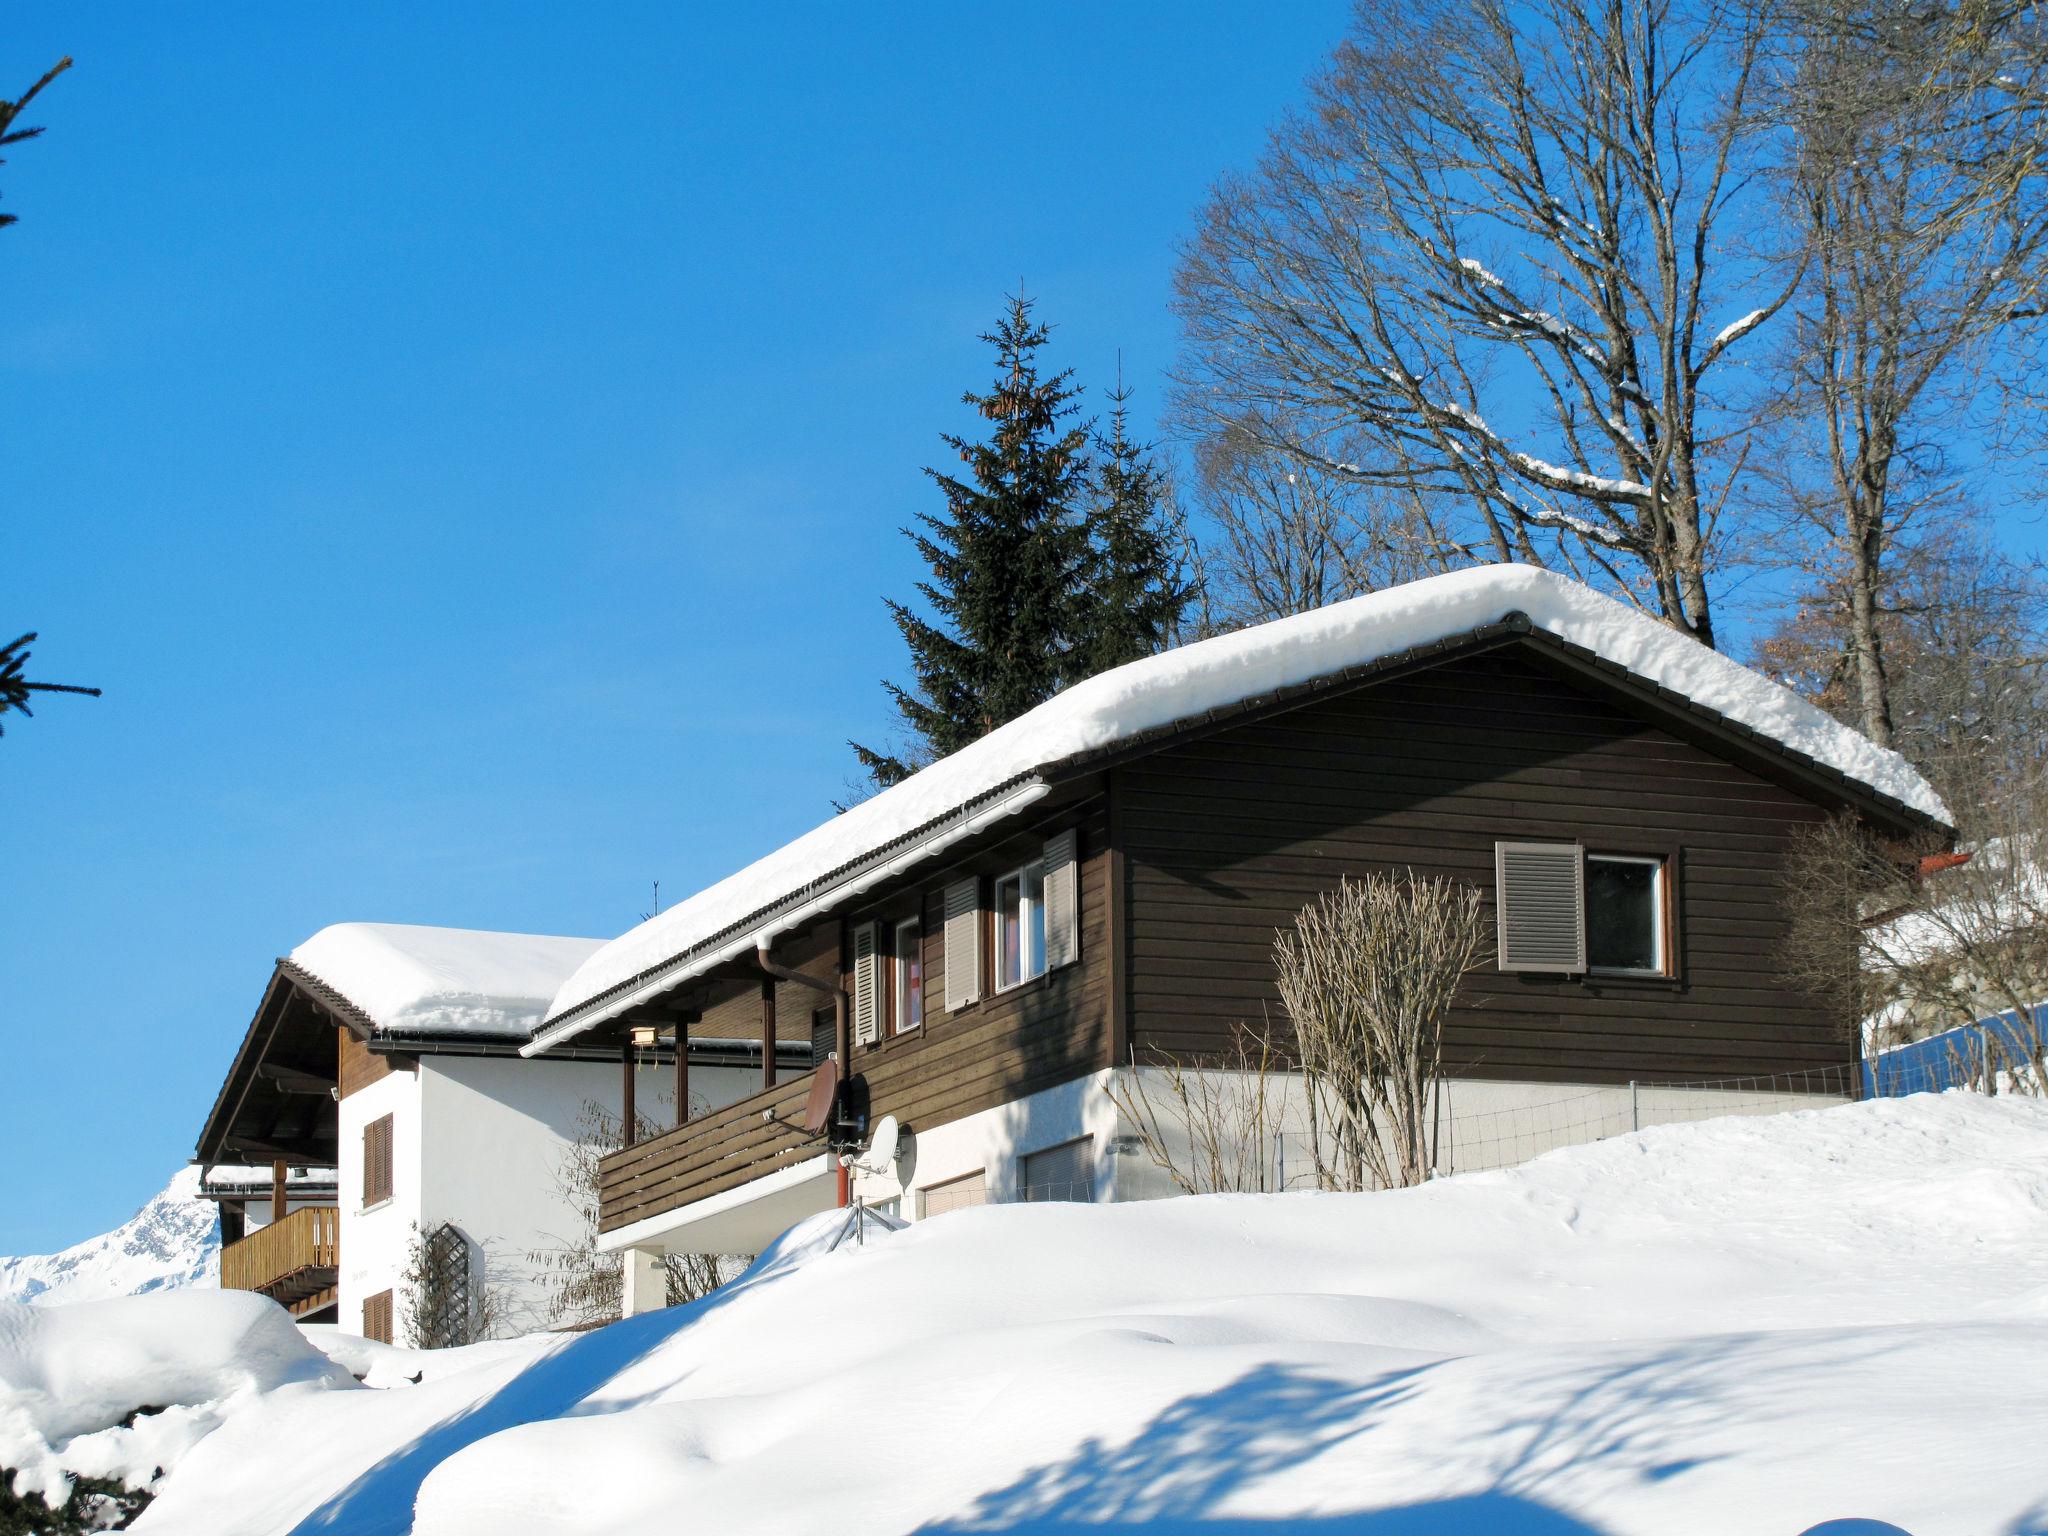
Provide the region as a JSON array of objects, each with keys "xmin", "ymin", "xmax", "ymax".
[{"xmin": 0, "ymin": 5, "xmax": 1352, "ymax": 1251}]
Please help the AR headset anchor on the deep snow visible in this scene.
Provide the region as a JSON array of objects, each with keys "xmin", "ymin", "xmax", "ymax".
[
  {"xmin": 538, "ymin": 564, "xmax": 1951, "ymax": 1040},
  {"xmin": 8, "ymin": 1094, "xmax": 2044, "ymax": 1535},
  {"xmin": 0, "ymin": 1167, "xmax": 218, "ymax": 1308}
]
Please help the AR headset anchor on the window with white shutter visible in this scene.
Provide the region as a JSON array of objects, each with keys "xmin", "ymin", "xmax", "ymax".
[
  {"xmin": 852, "ymin": 921, "xmax": 881, "ymax": 1046},
  {"xmin": 943, "ymin": 877, "xmax": 982, "ymax": 1011},
  {"xmin": 1042, "ymin": 828, "xmax": 1079, "ymax": 970},
  {"xmin": 1494, "ymin": 841, "xmax": 1586, "ymax": 973}
]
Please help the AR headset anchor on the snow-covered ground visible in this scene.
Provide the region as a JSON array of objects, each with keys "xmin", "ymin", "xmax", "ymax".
[
  {"xmin": 8, "ymin": 1094, "xmax": 2047, "ymax": 1535},
  {"xmin": 0, "ymin": 1168, "xmax": 217, "ymax": 1307}
]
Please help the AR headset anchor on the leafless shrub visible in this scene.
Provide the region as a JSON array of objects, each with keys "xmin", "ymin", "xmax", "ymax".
[
  {"xmin": 1108, "ymin": 1024, "xmax": 1287, "ymax": 1195},
  {"xmin": 1781, "ymin": 776, "xmax": 2048, "ymax": 1064},
  {"xmin": 526, "ymin": 1097, "xmax": 751, "ymax": 1327},
  {"xmin": 399, "ymin": 1221, "xmax": 507, "ymax": 1349},
  {"xmin": 1275, "ymin": 873, "xmax": 1488, "ymax": 1190}
]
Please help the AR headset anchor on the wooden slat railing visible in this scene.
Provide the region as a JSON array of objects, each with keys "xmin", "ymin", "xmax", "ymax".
[
  {"xmin": 221, "ymin": 1205, "xmax": 339, "ymax": 1294},
  {"xmin": 598, "ymin": 1072, "xmax": 822, "ymax": 1233}
]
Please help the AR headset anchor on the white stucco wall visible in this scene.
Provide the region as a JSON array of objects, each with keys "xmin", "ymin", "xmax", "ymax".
[{"xmin": 336, "ymin": 1064, "xmax": 424, "ymax": 1340}]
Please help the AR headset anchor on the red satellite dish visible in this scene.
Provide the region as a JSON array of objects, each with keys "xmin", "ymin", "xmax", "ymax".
[{"xmin": 802, "ymin": 1057, "xmax": 840, "ymax": 1136}]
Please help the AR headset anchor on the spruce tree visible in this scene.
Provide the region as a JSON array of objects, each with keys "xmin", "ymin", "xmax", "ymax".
[
  {"xmin": 852, "ymin": 296, "xmax": 1093, "ymax": 788},
  {"xmin": 1077, "ymin": 383, "xmax": 1193, "ymax": 675}
]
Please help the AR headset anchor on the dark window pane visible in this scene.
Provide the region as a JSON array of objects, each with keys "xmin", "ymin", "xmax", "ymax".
[{"xmin": 1586, "ymin": 858, "xmax": 1659, "ymax": 971}]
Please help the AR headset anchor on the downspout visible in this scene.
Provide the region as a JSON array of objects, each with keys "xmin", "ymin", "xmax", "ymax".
[{"xmin": 756, "ymin": 946, "xmax": 852, "ymax": 1208}]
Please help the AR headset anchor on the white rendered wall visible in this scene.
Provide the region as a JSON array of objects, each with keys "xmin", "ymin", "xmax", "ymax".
[
  {"xmin": 336, "ymin": 1065, "xmax": 424, "ymax": 1340},
  {"xmin": 1107, "ymin": 1069, "xmax": 1849, "ymax": 1199},
  {"xmin": 414, "ymin": 1056, "xmax": 759, "ymax": 1337}
]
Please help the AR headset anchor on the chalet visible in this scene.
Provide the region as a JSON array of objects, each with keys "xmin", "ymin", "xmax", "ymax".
[
  {"xmin": 519, "ymin": 564, "xmax": 1951, "ymax": 1315},
  {"xmin": 193, "ymin": 921, "xmax": 804, "ymax": 1340}
]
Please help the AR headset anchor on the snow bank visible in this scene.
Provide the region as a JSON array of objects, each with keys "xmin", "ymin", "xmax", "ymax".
[
  {"xmin": 542, "ymin": 564, "xmax": 1950, "ymax": 1037},
  {"xmin": 115, "ymin": 1093, "xmax": 2048, "ymax": 1536},
  {"xmin": 290, "ymin": 923, "xmax": 604, "ymax": 1039},
  {"xmin": 0, "ymin": 1291, "xmax": 351, "ymax": 1511},
  {"xmin": 0, "ymin": 1168, "xmax": 218, "ymax": 1307}
]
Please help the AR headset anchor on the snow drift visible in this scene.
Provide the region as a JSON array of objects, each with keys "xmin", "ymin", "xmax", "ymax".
[{"xmin": 8, "ymin": 1094, "xmax": 2042, "ymax": 1535}]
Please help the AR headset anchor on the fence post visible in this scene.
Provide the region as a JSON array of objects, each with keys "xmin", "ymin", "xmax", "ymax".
[{"xmin": 1629, "ymin": 1080, "xmax": 1640, "ymax": 1134}]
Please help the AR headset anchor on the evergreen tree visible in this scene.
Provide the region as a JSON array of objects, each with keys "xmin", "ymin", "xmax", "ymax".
[
  {"xmin": 852, "ymin": 296, "xmax": 1093, "ymax": 788},
  {"xmin": 1077, "ymin": 382, "xmax": 1193, "ymax": 674}
]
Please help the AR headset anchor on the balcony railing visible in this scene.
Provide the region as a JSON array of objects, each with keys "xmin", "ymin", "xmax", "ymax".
[
  {"xmin": 221, "ymin": 1205, "xmax": 339, "ymax": 1316},
  {"xmin": 598, "ymin": 1073, "xmax": 821, "ymax": 1235}
]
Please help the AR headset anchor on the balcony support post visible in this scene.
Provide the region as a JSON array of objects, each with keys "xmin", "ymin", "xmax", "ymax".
[
  {"xmin": 760, "ymin": 975, "xmax": 777, "ymax": 1092},
  {"xmin": 621, "ymin": 1035, "xmax": 637, "ymax": 1148},
  {"xmin": 271, "ymin": 1159, "xmax": 288, "ymax": 1226}
]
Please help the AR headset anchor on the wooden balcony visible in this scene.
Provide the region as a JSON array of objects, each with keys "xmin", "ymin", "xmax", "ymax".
[
  {"xmin": 599, "ymin": 1073, "xmax": 821, "ymax": 1235},
  {"xmin": 221, "ymin": 1205, "xmax": 340, "ymax": 1317}
]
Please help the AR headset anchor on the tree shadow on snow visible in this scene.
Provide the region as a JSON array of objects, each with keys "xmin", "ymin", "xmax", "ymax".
[
  {"xmin": 283, "ymin": 1285, "xmax": 741, "ymax": 1536},
  {"xmin": 916, "ymin": 1329, "xmax": 1933, "ymax": 1535},
  {"xmin": 912, "ymin": 1358, "xmax": 1610, "ymax": 1535}
]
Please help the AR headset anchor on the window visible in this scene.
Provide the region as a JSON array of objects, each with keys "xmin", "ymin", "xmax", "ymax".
[
  {"xmin": 1020, "ymin": 1136, "xmax": 1095, "ymax": 1203},
  {"xmin": 810, "ymin": 1006, "xmax": 836, "ymax": 1069},
  {"xmin": 919, "ymin": 1169, "xmax": 987, "ymax": 1219},
  {"xmin": 362, "ymin": 1114, "xmax": 393, "ymax": 1208},
  {"xmin": 892, "ymin": 917, "xmax": 923, "ymax": 1034},
  {"xmin": 995, "ymin": 863, "xmax": 1047, "ymax": 990},
  {"xmin": 1585, "ymin": 854, "xmax": 1666, "ymax": 975},
  {"xmin": 362, "ymin": 1288, "xmax": 393, "ymax": 1345}
]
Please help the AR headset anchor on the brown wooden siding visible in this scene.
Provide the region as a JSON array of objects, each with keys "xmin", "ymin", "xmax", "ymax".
[
  {"xmin": 337, "ymin": 1027, "xmax": 406, "ymax": 1099},
  {"xmin": 596, "ymin": 799, "xmax": 1114, "ymax": 1231},
  {"xmin": 1118, "ymin": 648, "xmax": 1846, "ymax": 1083}
]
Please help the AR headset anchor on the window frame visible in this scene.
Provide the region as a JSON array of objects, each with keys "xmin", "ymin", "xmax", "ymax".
[
  {"xmin": 362, "ymin": 1113, "xmax": 393, "ymax": 1211},
  {"xmin": 890, "ymin": 915, "xmax": 923, "ymax": 1035},
  {"xmin": 993, "ymin": 861, "xmax": 1048, "ymax": 993},
  {"xmin": 1583, "ymin": 851, "xmax": 1671, "ymax": 978}
]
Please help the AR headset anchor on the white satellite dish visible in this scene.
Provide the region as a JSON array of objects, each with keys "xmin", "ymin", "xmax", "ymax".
[{"xmin": 853, "ymin": 1114, "xmax": 901, "ymax": 1176}]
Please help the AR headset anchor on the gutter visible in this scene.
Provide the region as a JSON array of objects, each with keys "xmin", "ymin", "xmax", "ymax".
[{"xmin": 521, "ymin": 779, "xmax": 1052, "ymax": 1057}]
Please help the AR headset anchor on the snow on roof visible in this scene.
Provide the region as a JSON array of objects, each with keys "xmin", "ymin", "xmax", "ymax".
[
  {"xmin": 538, "ymin": 564, "xmax": 1950, "ymax": 1042},
  {"xmin": 289, "ymin": 923, "xmax": 605, "ymax": 1041}
]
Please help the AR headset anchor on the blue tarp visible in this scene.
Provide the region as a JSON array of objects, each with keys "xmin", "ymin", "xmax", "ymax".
[{"xmin": 1863, "ymin": 1003, "xmax": 2048, "ymax": 1097}]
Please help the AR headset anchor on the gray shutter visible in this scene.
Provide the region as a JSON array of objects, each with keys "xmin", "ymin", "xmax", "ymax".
[
  {"xmin": 943, "ymin": 877, "xmax": 982, "ymax": 1010},
  {"xmin": 1495, "ymin": 841, "xmax": 1586, "ymax": 973},
  {"xmin": 852, "ymin": 921, "xmax": 880, "ymax": 1046},
  {"xmin": 1042, "ymin": 827, "xmax": 1080, "ymax": 970}
]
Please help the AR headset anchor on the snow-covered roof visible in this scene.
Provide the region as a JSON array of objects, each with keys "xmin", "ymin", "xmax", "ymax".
[
  {"xmin": 288, "ymin": 923, "xmax": 605, "ymax": 1041},
  {"xmin": 533, "ymin": 564, "xmax": 1950, "ymax": 1048}
]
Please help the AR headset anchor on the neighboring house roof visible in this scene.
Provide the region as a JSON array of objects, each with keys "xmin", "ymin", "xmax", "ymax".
[
  {"xmin": 199, "ymin": 1166, "xmax": 338, "ymax": 1200},
  {"xmin": 288, "ymin": 923, "xmax": 606, "ymax": 1042},
  {"xmin": 530, "ymin": 564, "xmax": 1952, "ymax": 1053}
]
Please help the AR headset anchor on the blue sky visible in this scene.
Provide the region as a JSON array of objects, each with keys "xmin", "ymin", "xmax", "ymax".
[{"xmin": 0, "ymin": 5, "xmax": 1354, "ymax": 1250}]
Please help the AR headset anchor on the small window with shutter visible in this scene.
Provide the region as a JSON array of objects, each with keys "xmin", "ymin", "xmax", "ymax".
[
  {"xmin": 362, "ymin": 1114, "xmax": 393, "ymax": 1208},
  {"xmin": 1494, "ymin": 841, "xmax": 1586, "ymax": 973},
  {"xmin": 363, "ymin": 1288, "xmax": 393, "ymax": 1344},
  {"xmin": 891, "ymin": 916, "xmax": 923, "ymax": 1033},
  {"xmin": 943, "ymin": 877, "xmax": 982, "ymax": 1011}
]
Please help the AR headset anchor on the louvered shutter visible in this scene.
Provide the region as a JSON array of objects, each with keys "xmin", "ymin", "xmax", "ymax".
[
  {"xmin": 364, "ymin": 1114, "xmax": 393, "ymax": 1207},
  {"xmin": 852, "ymin": 921, "xmax": 881, "ymax": 1046},
  {"xmin": 943, "ymin": 877, "xmax": 982, "ymax": 1010},
  {"xmin": 1042, "ymin": 827, "xmax": 1079, "ymax": 970},
  {"xmin": 1495, "ymin": 841, "xmax": 1586, "ymax": 973}
]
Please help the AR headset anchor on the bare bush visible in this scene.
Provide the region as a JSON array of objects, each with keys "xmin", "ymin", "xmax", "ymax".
[
  {"xmin": 1275, "ymin": 873, "xmax": 1488, "ymax": 1190},
  {"xmin": 527, "ymin": 1098, "xmax": 751, "ymax": 1328},
  {"xmin": 1108, "ymin": 1025, "xmax": 1287, "ymax": 1195}
]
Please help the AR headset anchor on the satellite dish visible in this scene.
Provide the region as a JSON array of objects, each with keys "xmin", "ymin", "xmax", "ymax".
[
  {"xmin": 802, "ymin": 1057, "xmax": 840, "ymax": 1136},
  {"xmin": 854, "ymin": 1114, "xmax": 900, "ymax": 1175}
]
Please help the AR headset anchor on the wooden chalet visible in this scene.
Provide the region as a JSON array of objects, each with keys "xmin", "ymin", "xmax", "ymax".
[{"xmin": 520, "ymin": 566, "xmax": 1950, "ymax": 1312}]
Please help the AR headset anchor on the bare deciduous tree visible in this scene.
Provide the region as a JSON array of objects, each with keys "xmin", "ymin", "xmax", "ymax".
[
  {"xmin": 1191, "ymin": 420, "xmax": 1457, "ymax": 628},
  {"xmin": 1275, "ymin": 873, "xmax": 1489, "ymax": 1190},
  {"xmin": 1176, "ymin": 0, "xmax": 1800, "ymax": 647},
  {"xmin": 1767, "ymin": 0, "xmax": 2048, "ymax": 746}
]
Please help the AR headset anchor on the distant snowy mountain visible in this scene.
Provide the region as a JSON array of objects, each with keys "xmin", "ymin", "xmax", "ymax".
[{"xmin": 0, "ymin": 1167, "xmax": 218, "ymax": 1306}]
